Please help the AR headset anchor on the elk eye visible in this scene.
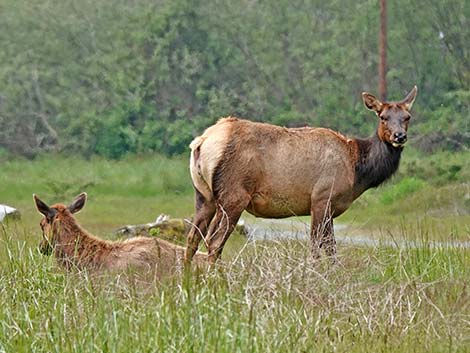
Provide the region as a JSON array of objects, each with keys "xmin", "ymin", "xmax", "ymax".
[
  {"xmin": 404, "ymin": 116, "xmax": 411, "ymax": 122},
  {"xmin": 380, "ymin": 116, "xmax": 388, "ymax": 121}
]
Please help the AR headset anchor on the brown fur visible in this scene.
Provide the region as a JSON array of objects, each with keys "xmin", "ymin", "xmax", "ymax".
[
  {"xmin": 185, "ymin": 87, "xmax": 418, "ymax": 263},
  {"xmin": 33, "ymin": 193, "xmax": 207, "ymax": 273}
]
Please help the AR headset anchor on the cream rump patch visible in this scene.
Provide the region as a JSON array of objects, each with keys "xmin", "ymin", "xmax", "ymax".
[{"xmin": 189, "ymin": 118, "xmax": 233, "ymax": 200}]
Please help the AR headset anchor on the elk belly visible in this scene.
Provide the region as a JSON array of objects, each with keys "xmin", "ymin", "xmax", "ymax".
[{"xmin": 246, "ymin": 192, "xmax": 311, "ymax": 218}]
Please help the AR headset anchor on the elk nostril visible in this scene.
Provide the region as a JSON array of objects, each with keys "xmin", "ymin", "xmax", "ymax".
[{"xmin": 394, "ymin": 132, "xmax": 406, "ymax": 140}]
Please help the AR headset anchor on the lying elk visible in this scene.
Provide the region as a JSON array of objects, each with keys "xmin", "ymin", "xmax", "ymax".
[
  {"xmin": 34, "ymin": 193, "xmax": 207, "ymax": 272},
  {"xmin": 185, "ymin": 87, "xmax": 418, "ymax": 263}
]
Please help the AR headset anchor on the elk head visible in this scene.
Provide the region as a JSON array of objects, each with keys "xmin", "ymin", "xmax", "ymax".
[
  {"xmin": 362, "ymin": 86, "xmax": 418, "ymax": 148},
  {"xmin": 33, "ymin": 193, "xmax": 87, "ymax": 255}
]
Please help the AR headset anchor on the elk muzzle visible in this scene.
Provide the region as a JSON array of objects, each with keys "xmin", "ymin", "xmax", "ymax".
[
  {"xmin": 39, "ymin": 239, "xmax": 53, "ymax": 255},
  {"xmin": 392, "ymin": 132, "xmax": 407, "ymax": 147}
]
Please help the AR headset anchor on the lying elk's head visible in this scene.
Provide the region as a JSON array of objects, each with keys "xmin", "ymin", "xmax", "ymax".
[
  {"xmin": 33, "ymin": 193, "xmax": 87, "ymax": 255},
  {"xmin": 362, "ymin": 86, "xmax": 418, "ymax": 148}
]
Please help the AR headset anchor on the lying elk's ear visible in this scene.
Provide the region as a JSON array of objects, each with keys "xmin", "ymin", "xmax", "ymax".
[
  {"xmin": 68, "ymin": 192, "xmax": 87, "ymax": 214},
  {"xmin": 399, "ymin": 86, "xmax": 418, "ymax": 111},
  {"xmin": 362, "ymin": 92, "xmax": 383, "ymax": 113},
  {"xmin": 33, "ymin": 194, "xmax": 56, "ymax": 219}
]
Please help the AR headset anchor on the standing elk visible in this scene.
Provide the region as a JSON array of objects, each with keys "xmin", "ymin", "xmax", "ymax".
[
  {"xmin": 33, "ymin": 193, "xmax": 207, "ymax": 272},
  {"xmin": 185, "ymin": 87, "xmax": 418, "ymax": 263}
]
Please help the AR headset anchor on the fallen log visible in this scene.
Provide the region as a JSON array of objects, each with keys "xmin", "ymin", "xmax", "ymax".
[{"xmin": 116, "ymin": 214, "xmax": 248, "ymax": 243}]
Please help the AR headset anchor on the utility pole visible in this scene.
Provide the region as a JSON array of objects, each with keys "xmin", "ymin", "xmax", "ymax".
[{"xmin": 379, "ymin": 0, "xmax": 387, "ymax": 101}]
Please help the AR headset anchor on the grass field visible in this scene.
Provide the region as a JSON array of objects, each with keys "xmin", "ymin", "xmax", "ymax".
[{"xmin": 0, "ymin": 151, "xmax": 469, "ymax": 352}]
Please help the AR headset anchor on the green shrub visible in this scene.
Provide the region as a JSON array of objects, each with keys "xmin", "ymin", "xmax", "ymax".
[{"xmin": 380, "ymin": 177, "xmax": 427, "ymax": 205}]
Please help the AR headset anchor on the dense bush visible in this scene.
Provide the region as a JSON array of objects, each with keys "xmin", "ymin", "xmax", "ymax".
[{"xmin": 0, "ymin": 0, "xmax": 467, "ymax": 158}]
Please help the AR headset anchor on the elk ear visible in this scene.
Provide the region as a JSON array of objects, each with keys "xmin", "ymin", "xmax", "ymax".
[
  {"xmin": 400, "ymin": 86, "xmax": 418, "ymax": 111},
  {"xmin": 68, "ymin": 192, "xmax": 87, "ymax": 214},
  {"xmin": 362, "ymin": 92, "xmax": 383, "ymax": 113},
  {"xmin": 33, "ymin": 194, "xmax": 55, "ymax": 219}
]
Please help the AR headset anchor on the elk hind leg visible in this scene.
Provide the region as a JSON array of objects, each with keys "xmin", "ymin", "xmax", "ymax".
[
  {"xmin": 185, "ymin": 189, "xmax": 216, "ymax": 263},
  {"xmin": 206, "ymin": 193, "xmax": 250, "ymax": 264}
]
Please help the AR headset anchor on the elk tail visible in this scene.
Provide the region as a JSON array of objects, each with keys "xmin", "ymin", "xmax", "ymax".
[{"xmin": 189, "ymin": 136, "xmax": 213, "ymax": 201}]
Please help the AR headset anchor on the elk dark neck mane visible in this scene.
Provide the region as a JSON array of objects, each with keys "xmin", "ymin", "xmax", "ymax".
[{"xmin": 354, "ymin": 132, "xmax": 402, "ymax": 193}]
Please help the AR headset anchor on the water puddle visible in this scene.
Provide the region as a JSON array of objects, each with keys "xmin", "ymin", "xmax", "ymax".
[{"xmin": 241, "ymin": 218, "xmax": 470, "ymax": 249}]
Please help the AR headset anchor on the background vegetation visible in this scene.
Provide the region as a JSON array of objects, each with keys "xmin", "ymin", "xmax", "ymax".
[{"xmin": 0, "ymin": 0, "xmax": 468, "ymax": 158}]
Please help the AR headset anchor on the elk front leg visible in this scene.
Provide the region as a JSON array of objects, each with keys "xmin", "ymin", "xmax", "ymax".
[
  {"xmin": 185, "ymin": 189, "xmax": 216, "ymax": 263},
  {"xmin": 320, "ymin": 219, "xmax": 336, "ymax": 259},
  {"xmin": 310, "ymin": 201, "xmax": 336, "ymax": 260}
]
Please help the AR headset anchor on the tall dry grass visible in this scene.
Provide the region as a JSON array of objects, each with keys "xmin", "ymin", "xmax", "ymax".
[{"xmin": 1, "ymin": 222, "xmax": 469, "ymax": 352}]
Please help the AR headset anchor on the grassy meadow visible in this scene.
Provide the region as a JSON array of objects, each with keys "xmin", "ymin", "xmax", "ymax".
[{"xmin": 0, "ymin": 150, "xmax": 469, "ymax": 352}]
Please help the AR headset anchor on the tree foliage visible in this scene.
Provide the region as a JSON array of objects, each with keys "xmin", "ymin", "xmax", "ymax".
[{"xmin": 0, "ymin": 0, "xmax": 468, "ymax": 158}]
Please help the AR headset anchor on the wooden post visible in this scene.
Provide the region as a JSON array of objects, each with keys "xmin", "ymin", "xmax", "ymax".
[{"xmin": 379, "ymin": 0, "xmax": 387, "ymax": 101}]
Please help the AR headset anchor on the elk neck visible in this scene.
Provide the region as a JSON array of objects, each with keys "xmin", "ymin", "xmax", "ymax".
[
  {"xmin": 353, "ymin": 131, "xmax": 403, "ymax": 195},
  {"xmin": 53, "ymin": 215, "xmax": 112, "ymax": 269}
]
